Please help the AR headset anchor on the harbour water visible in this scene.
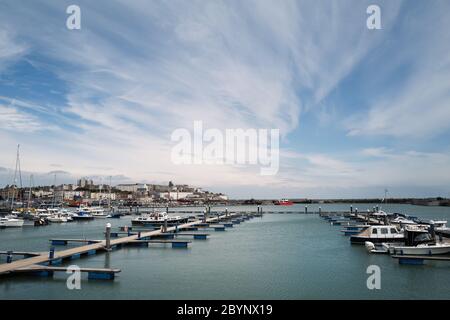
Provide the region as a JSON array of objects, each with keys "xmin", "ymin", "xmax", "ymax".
[{"xmin": 0, "ymin": 203, "xmax": 449, "ymax": 299}]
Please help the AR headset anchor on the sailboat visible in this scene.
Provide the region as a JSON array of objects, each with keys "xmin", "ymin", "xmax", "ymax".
[{"xmin": 2, "ymin": 145, "xmax": 25, "ymax": 227}]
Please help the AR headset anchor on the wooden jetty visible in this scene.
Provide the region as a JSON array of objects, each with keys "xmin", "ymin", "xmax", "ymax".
[{"xmin": 0, "ymin": 211, "xmax": 257, "ymax": 279}]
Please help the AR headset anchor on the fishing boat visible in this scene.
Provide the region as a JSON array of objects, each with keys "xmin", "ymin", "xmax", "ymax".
[
  {"xmin": 350, "ymin": 225, "xmax": 404, "ymax": 244},
  {"xmin": 274, "ymin": 199, "xmax": 294, "ymax": 206},
  {"xmin": 0, "ymin": 216, "xmax": 25, "ymax": 228},
  {"xmin": 382, "ymin": 225, "xmax": 450, "ymax": 255},
  {"xmin": 131, "ymin": 211, "xmax": 188, "ymax": 225}
]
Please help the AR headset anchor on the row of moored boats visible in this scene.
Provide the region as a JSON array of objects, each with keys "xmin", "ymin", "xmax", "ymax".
[
  {"xmin": 324, "ymin": 210, "xmax": 450, "ymax": 256},
  {"xmin": 0, "ymin": 206, "xmax": 121, "ymax": 227}
]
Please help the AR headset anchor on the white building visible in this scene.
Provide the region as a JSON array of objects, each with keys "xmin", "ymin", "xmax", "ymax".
[
  {"xmin": 89, "ymin": 192, "xmax": 116, "ymax": 201},
  {"xmin": 116, "ymin": 183, "xmax": 149, "ymax": 193},
  {"xmin": 159, "ymin": 191, "xmax": 194, "ymax": 200},
  {"xmin": 55, "ymin": 190, "xmax": 85, "ymax": 201}
]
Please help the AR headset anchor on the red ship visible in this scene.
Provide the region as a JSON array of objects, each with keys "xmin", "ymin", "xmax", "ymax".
[{"xmin": 274, "ymin": 199, "xmax": 294, "ymax": 206}]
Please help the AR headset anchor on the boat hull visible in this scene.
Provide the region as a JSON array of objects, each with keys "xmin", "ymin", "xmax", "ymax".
[
  {"xmin": 72, "ymin": 216, "xmax": 94, "ymax": 221},
  {"xmin": 0, "ymin": 220, "xmax": 24, "ymax": 228},
  {"xmin": 131, "ymin": 218, "xmax": 189, "ymax": 226},
  {"xmin": 389, "ymin": 245, "xmax": 450, "ymax": 255},
  {"xmin": 351, "ymin": 236, "xmax": 405, "ymax": 245}
]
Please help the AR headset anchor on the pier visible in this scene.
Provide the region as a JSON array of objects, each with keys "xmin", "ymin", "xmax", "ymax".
[{"xmin": 0, "ymin": 211, "xmax": 259, "ymax": 279}]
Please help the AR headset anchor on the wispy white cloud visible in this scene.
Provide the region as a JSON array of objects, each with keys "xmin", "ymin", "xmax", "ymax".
[
  {"xmin": 0, "ymin": 103, "xmax": 42, "ymax": 132},
  {"xmin": 1, "ymin": 1, "xmax": 450, "ymax": 197},
  {"xmin": 346, "ymin": 2, "xmax": 450, "ymax": 139},
  {"xmin": 0, "ymin": 29, "xmax": 28, "ymax": 72}
]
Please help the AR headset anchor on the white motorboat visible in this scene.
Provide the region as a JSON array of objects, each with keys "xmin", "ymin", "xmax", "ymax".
[
  {"xmin": 378, "ymin": 225, "xmax": 450, "ymax": 255},
  {"xmin": 131, "ymin": 211, "xmax": 188, "ymax": 225},
  {"xmin": 36, "ymin": 208, "xmax": 52, "ymax": 218},
  {"xmin": 387, "ymin": 241, "xmax": 450, "ymax": 255},
  {"xmin": 0, "ymin": 216, "xmax": 25, "ymax": 228},
  {"xmin": 47, "ymin": 214, "xmax": 68, "ymax": 223},
  {"xmin": 390, "ymin": 216, "xmax": 416, "ymax": 226},
  {"xmin": 351, "ymin": 225, "xmax": 404, "ymax": 244},
  {"xmin": 89, "ymin": 207, "xmax": 108, "ymax": 218},
  {"xmin": 430, "ymin": 220, "xmax": 450, "ymax": 238}
]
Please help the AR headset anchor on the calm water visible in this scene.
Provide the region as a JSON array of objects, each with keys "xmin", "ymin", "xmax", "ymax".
[{"xmin": 0, "ymin": 203, "xmax": 449, "ymax": 299}]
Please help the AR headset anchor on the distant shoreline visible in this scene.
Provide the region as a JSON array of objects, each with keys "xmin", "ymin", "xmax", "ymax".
[{"xmin": 227, "ymin": 198, "xmax": 450, "ymax": 207}]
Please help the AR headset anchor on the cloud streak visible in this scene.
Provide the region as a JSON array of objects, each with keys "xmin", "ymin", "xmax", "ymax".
[{"xmin": 1, "ymin": 1, "xmax": 450, "ymax": 197}]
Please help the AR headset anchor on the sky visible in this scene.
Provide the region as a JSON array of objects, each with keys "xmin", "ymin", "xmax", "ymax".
[{"xmin": 1, "ymin": 0, "xmax": 450, "ymax": 199}]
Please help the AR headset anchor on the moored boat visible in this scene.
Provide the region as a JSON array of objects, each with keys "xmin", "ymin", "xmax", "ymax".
[
  {"xmin": 0, "ymin": 216, "xmax": 25, "ymax": 228},
  {"xmin": 47, "ymin": 214, "xmax": 68, "ymax": 223},
  {"xmin": 351, "ymin": 225, "xmax": 404, "ymax": 244},
  {"xmin": 274, "ymin": 199, "xmax": 294, "ymax": 206},
  {"xmin": 131, "ymin": 211, "xmax": 188, "ymax": 225},
  {"xmin": 383, "ymin": 225, "xmax": 450, "ymax": 255}
]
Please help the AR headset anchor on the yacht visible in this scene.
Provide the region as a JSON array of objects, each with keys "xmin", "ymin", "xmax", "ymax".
[
  {"xmin": 131, "ymin": 211, "xmax": 188, "ymax": 225},
  {"xmin": 0, "ymin": 216, "xmax": 25, "ymax": 228},
  {"xmin": 350, "ymin": 225, "xmax": 404, "ymax": 244}
]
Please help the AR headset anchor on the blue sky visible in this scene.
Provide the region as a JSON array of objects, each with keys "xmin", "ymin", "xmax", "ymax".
[{"xmin": 1, "ymin": 0, "xmax": 450, "ymax": 199}]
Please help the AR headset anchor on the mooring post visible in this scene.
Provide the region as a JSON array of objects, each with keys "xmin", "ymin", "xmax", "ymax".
[
  {"xmin": 164, "ymin": 217, "xmax": 168, "ymax": 233},
  {"xmin": 6, "ymin": 251, "xmax": 12, "ymax": 263},
  {"xmin": 105, "ymin": 223, "xmax": 112, "ymax": 251},
  {"xmin": 225, "ymin": 208, "xmax": 228, "ymax": 218},
  {"xmin": 49, "ymin": 247, "xmax": 55, "ymax": 259},
  {"xmin": 305, "ymin": 206, "xmax": 308, "ymax": 214}
]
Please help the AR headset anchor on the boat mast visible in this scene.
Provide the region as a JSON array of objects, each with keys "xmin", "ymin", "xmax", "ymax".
[
  {"xmin": 108, "ymin": 176, "xmax": 112, "ymax": 209},
  {"xmin": 10, "ymin": 144, "xmax": 22, "ymax": 210},
  {"xmin": 384, "ymin": 189, "xmax": 388, "ymax": 206},
  {"xmin": 51, "ymin": 173, "xmax": 56, "ymax": 208},
  {"xmin": 27, "ymin": 174, "xmax": 34, "ymax": 211}
]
